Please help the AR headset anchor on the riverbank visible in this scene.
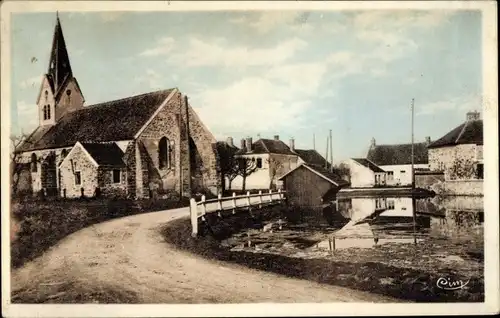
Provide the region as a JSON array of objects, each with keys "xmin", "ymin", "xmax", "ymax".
[
  {"xmin": 161, "ymin": 207, "xmax": 484, "ymax": 302},
  {"xmin": 337, "ymin": 186, "xmax": 434, "ymax": 198}
]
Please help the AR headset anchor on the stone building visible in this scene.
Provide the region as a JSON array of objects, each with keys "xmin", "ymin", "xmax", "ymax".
[
  {"xmin": 14, "ymin": 15, "xmax": 220, "ymax": 199},
  {"xmin": 428, "ymin": 111, "xmax": 483, "ymax": 181},
  {"xmin": 366, "ymin": 137, "xmax": 430, "ymax": 186}
]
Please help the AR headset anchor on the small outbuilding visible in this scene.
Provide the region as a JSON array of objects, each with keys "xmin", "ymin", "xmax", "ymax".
[{"xmin": 278, "ymin": 163, "xmax": 348, "ymax": 210}]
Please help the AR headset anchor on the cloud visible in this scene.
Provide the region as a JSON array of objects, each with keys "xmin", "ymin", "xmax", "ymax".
[
  {"xmin": 19, "ymin": 75, "xmax": 41, "ymax": 89},
  {"xmin": 164, "ymin": 37, "xmax": 307, "ymax": 68},
  {"xmin": 417, "ymin": 94, "xmax": 482, "ymax": 116},
  {"xmin": 135, "ymin": 69, "xmax": 169, "ymax": 90},
  {"xmin": 16, "ymin": 100, "xmax": 39, "ymax": 133},
  {"xmin": 139, "ymin": 37, "xmax": 175, "ymax": 57},
  {"xmin": 99, "ymin": 12, "xmax": 125, "ymax": 23},
  {"xmin": 228, "ymin": 12, "xmax": 313, "ymax": 34},
  {"xmin": 191, "ymin": 76, "xmax": 312, "ymax": 137}
]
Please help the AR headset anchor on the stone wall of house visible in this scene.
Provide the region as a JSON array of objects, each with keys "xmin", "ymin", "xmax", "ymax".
[
  {"xmin": 59, "ymin": 145, "xmax": 98, "ymax": 198},
  {"xmin": 123, "ymin": 141, "xmax": 137, "ymax": 197},
  {"xmin": 429, "ymin": 144, "xmax": 480, "ymax": 180},
  {"xmin": 415, "ymin": 172, "xmax": 445, "ymax": 190},
  {"xmin": 19, "ymin": 146, "xmax": 72, "ymax": 195},
  {"xmin": 431, "ymin": 180, "xmax": 483, "ymax": 196},
  {"xmin": 98, "ymin": 167, "xmax": 128, "ymax": 197},
  {"xmin": 138, "ymin": 91, "xmax": 219, "ymax": 198}
]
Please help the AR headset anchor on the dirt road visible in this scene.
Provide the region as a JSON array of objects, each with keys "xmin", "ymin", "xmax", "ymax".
[{"xmin": 11, "ymin": 208, "xmax": 398, "ymax": 303}]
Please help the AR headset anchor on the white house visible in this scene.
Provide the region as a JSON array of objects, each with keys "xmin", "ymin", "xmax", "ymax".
[
  {"xmin": 226, "ymin": 135, "xmax": 329, "ymax": 191},
  {"xmin": 366, "ymin": 137, "xmax": 430, "ymax": 186},
  {"xmin": 346, "ymin": 158, "xmax": 387, "ymax": 188}
]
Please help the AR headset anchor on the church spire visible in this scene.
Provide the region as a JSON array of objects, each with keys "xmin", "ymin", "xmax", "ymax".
[{"xmin": 47, "ymin": 13, "xmax": 73, "ymax": 95}]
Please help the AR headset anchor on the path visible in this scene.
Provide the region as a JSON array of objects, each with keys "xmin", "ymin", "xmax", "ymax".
[{"xmin": 11, "ymin": 207, "xmax": 399, "ymax": 303}]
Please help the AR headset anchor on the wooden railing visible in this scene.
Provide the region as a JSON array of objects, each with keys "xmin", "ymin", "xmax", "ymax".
[{"xmin": 189, "ymin": 189, "xmax": 287, "ymax": 237}]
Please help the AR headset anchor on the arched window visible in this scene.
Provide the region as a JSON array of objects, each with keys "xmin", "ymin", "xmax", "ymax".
[
  {"xmin": 46, "ymin": 105, "xmax": 51, "ymax": 120},
  {"xmin": 158, "ymin": 137, "xmax": 171, "ymax": 169},
  {"xmin": 43, "ymin": 105, "xmax": 47, "ymax": 120},
  {"xmin": 31, "ymin": 153, "xmax": 37, "ymax": 172}
]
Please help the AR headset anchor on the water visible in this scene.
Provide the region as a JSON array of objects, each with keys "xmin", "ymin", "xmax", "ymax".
[{"xmin": 333, "ymin": 195, "xmax": 484, "ymax": 249}]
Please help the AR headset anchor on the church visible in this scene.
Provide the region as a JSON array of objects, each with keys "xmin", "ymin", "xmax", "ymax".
[{"xmin": 15, "ymin": 15, "xmax": 220, "ymax": 199}]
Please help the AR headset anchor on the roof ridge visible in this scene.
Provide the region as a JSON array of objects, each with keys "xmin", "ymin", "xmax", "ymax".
[
  {"xmin": 454, "ymin": 120, "xmax": 469, "ymax": 144},
  {"xmin": 82, "ymin": 88, "xmax": 174, "ymax": 110},
  {"xmin": 259, "ymin": 139, "xmax": 271, "ymax": 153},
  {"xmin": 374, "ymin": 142, "xmax": 427, "ymax": 147}
]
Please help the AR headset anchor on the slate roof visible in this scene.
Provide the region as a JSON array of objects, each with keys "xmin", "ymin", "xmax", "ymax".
[
  {"xmin": 80, "ymin": 142, "xmax": 125, "ymax": 167},
  {"xmin": 367, "ymin": 142, "xmax": 429, "ymax": 166},
  {"xmin": 351, "ymin": 158, "xmax": 386, "ymax": 173},
  {"xmin": 428, "ymin": 119, "xmax": 483, "ymax": 149},
  {"xmin": 235, "ymin": 138, "xmax": 295, "ymax": 155},
  {"xmin": 295, "ymin": 149, "xmax": 329, "ymax": 167},
  {"xmin": 279, "ymin": 163, "xmax": 348, "ymax": 186},
  {"xmin": 17, "ymin": 88, "xmax": 175, "ymax": 152}
]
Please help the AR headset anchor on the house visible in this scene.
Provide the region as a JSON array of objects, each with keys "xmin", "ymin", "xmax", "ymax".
[
  {"xmin": 366, "ymin": 137, "xmax": 430, "ymax": 186},
  {"xmin": 278, "ymin": 163, "xmax": 348, "ymax": 209},
  {"xmin": 346, "ymin": 158, "xmax": 387, "ymax": 188},
  {"xmin": 14, "ymin": 15, "xmax": 220, "ymax": 199},
  {"xmin": 428, "ymin": 111, "xmax": 483, "ymax": 181},
  {"xmin": 227, "ymin": 135, "xmax": 327, "ymax": 191}
]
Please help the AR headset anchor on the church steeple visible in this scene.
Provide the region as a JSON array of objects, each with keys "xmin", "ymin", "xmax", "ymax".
[
  {"xmin": 47, "ymin": 12, "xmax": 73, "ymax": 95},
  {"xmin": 36, "ymin": 13, "xmax": 84, "ymax": 127}
]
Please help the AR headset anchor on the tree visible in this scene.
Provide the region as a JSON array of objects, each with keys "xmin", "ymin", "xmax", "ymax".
[
  {"xmin": 234, "ymin": 157, "xmax": 258, "ymax": 192},
  {"xmin": 215, "ymin": 142, "xmax": 238, "ymax": 192},
  {"xmin": 267, "ymin": 157, "xmax": 284, "ymax": 189},
  {"xmin": 447, "ymin": 157, "xmax": 476, "ymax": 180},
  {"xmin": 334, "ymin": 162, "xmax": 351, "ymax": 183},
  {"xmin": 10, "ymin": 133, "xmax": 34, "ymax": 196}
]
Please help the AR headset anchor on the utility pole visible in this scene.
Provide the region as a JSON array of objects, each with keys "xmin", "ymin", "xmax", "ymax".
[
  {"xmin": 313, "ymin": 133, "xmax": 316, "ymax": 151},
  {"xmin": 325, "ymin": 135, "xmax": 329, "ymax": 169},
  {"xmin": 329, "ymin": 129, "xmax": 333, "ymax": 172},
  {"xmin": 411, "ymin": 98, "xmax": 417, "ymax": 245}
]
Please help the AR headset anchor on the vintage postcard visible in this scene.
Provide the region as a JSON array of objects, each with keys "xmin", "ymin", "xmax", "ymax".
[{"xmin": 1, "ymin": 1, "xmax": 498, "ymax": 317}]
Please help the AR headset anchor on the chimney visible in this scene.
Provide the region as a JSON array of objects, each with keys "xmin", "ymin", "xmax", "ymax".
[
  {"xmin": 370, "ymin": 137, "xmax": 376, "ymax": 148},
  {"xmin": 274, "ymin": 135, "xmax": 280, "ymax": 141},
  {"xmin": 466, "ymin": 111, "xmax": 480, "ymax": 121},
  {"xmin": 425, "ymin": 136, "xmax": 431, "ymax": 144},
  {"xmin": 289, "ymin": 138, "xmax": 295, "ymax": 151},
  {"xmin": 226, "ymin": 137, "xmax": 234, "ymax": 147},
  {"xmin": 240, "ymin": 138, "xmax": 245, "ymax": 150},
  {"xmin": 245, "ymin": 137, "xmax": 253, "ymax": 152}
]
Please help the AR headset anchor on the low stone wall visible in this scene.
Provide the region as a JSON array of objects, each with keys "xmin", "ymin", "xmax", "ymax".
[
  {"xmin": 415, "ymin": 172, "xmax": 445, "ymax": 190},
  {"xmin": 431, "ymin": 179, "xmax": 483, "ymax": 196}
]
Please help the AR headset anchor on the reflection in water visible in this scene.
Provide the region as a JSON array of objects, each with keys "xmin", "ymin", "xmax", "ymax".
[{"xmin": 334, "ymin": 195, "xmax": 483, "ymax": 249}]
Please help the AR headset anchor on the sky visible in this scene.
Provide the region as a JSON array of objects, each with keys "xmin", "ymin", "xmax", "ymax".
[{"xmin": 10, "ymin": 10, "xmax": 482, "ymax": 163}]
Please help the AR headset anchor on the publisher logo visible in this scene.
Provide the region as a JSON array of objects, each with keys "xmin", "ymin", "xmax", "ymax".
[{"xmin": 436, "ymin": 277, "xmax": 470, "ymax": 290}]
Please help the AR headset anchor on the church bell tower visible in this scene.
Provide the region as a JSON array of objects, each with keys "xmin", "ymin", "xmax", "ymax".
[{"xmin": 37, "ymin": 13, "xmax": 85, "ymax": 127}]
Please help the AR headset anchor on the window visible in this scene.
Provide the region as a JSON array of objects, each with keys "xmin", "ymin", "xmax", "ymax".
[
  {"xmin": 43, "ymin": 105, "xmax": 47, "ymax": 120},
  {"xmin": 256, "ymin": 158, "xmax": 262, "ymax": 168},
  {"xmin": 66, "ymin": 89, "xmax": 71, "ymax": 96},
  {"xmin": 61, "ymin": 149, "xmax": 68, "ymax": 158},
  {"xmin": 400, "ymin": 170, "xmax": 406, "ymax": 174},
  {"xmin": 31, "ymin": 153, "xmax": 37, "ymax": 172},
  {"xmin": 46, "ymin": 105, "xmax": 51, "ymax": 119},
  {"xmin": 387, "ymin": 171, "xmax": 394, "ymax": 181},
  {"xmin": 112, "ymin": 169, "xmax": 121, "ymax": 183},
  {"xmin": 75, "ymin": 171, "xmax": 82, "ymax": 185},
  {"xmin": 476, "ymin": 164, "xmax": 484, "ymax": 179},
  {"xmin": 387, "ymin": 199, "xmax": 395, "ymax": 209},
  {"xmin": 158, "ymin": 137, "xmax": 171, "ymax": 169}
]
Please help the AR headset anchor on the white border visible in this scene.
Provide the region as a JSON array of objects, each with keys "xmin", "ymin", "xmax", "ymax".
[{"xmin": 1, "ymin": 1, "xmax": 498, "ymax": 317}]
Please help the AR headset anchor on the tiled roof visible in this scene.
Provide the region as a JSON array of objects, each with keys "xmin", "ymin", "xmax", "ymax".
[
  {"xmin": 235, "ymin": 138, "xmax": 295, "ymax": 155},
  {"xmin": 80, "ymin": 142, "xmax": 125, "ymax": 167},
  {"xmin": 279, "ymin": 163, "xmax": 349, "ymax": 187},
  {"xmin": 17, "ymin": 88, "xmax": 175, "ymax": 152},
  {"xmin": 428, "ymin": 119, "xmax": 483, "ymax": 148},
  {"xmin": 295, "ymin": 149, "xmax": 329, "ymax": 167},
  {"xmin": 367, "ymin": 142, "xmax": 429, "ymax": 166},
  {"xmin": 351, "ymin": 158, "xmax": 386, "ymax": 172}
]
